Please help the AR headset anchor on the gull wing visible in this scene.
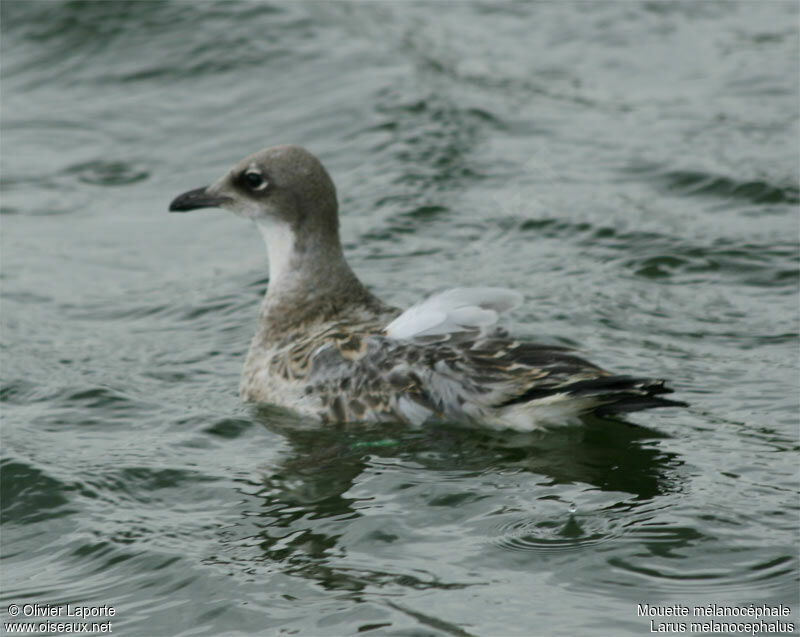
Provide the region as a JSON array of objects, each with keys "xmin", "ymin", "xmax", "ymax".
[{"xmin": 384, "ymin": 287, "xmax": 523, "ymax": 340}]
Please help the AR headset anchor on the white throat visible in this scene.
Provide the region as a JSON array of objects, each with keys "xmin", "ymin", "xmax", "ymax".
[{"xmin": 256, "ymin": 218, "xmax": 298, "ymax": 296}]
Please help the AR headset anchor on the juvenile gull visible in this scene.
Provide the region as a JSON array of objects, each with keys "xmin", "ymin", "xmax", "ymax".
[{"xmin": 169, "ymin": 145, "xmax": 684, "ymax": 430}]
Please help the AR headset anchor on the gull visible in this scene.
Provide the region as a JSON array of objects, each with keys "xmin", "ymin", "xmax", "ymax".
[{"xmin": 169, "ymin": 145, "xmax": 684, "ymax": 430}]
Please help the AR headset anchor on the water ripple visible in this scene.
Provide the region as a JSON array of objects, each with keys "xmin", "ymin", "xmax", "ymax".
[
  {"xmin": 63, "ymin": 160, "xmax": 149, "ymax": 187},
  {"xmin": 621, "ymin": 163, "xmax": 799, "ymax": 206},
  {"xmin": 489, "ymin": 513, "xmax": 614, "ymax": 553}
]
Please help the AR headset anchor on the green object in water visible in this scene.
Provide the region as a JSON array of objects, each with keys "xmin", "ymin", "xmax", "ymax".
[{"xmin": 350, "ymin": 438, "xmax": 398, "ymax": 450}]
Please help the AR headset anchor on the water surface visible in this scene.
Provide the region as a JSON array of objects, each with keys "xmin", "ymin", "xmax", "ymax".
[{"xmin": 1, "ymin": 2, "xmax": 798, "ymax": 635}]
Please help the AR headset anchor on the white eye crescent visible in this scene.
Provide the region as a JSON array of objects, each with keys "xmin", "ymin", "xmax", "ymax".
[{"xmin": 244, "ymin": 170, "xmax": 268, "ymax": 191}]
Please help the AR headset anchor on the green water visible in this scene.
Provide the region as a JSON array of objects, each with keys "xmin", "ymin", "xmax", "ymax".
[{"xmin": 1, "ymin": 2, "xmax": 798, "ymax": 636}]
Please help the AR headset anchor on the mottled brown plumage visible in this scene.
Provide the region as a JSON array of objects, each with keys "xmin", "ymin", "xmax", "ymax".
[{"xmin": 170, "ymin": 145, "xmax": 685, "ymax": 430}]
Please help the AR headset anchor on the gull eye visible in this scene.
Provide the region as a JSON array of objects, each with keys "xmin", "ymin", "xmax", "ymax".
[{"xmin": 243, "ymin": 170, "xmax": 267, "ymax": 191}]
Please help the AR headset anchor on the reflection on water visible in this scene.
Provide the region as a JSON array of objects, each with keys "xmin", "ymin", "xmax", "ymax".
[{"xmin": 241, "ymin": 408, "xmax": 683, "ymax": 595}]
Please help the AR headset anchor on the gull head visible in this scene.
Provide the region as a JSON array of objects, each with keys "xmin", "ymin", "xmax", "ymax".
[
  {"xmin": 169, "ymin": 145, "xmax": 359, "ymax": 298},
  {"xmin": 169, "ymin": 145, "xmax": 339, "ymax": 240}
]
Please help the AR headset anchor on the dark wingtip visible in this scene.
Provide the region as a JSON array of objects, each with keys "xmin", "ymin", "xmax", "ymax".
[
  {"xmin": 169, "ymin": 186, "xmax": 229, "ymax": 212},
  {"xmin": 500, "ymin": 374, "xmax": 687, "ymax": 415},
  {"xmin": 591, "ymin": 377, "xmax": 688, "ymax": 414},
  {"xmin": 595, "ymin": 395, "xmax": 688, "ymax": 415}
]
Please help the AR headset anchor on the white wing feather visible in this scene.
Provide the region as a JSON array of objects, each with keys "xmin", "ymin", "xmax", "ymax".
[{"xmin": 385, "ymin": 287, "xmax": 523, "ymax": 340}]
